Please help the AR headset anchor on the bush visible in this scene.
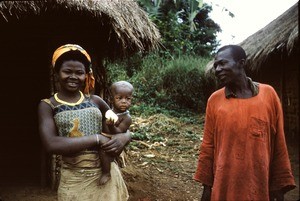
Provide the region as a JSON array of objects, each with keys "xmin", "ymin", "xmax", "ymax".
[
  {"xmin": 160, "ymin": 55, "xmax": 215, "ymax": 112},
  {"xmin": 105, "ymin": 61, "xmax": 130, "ymax": 84},
  {"xmin": 129, "ymin": 53, "xmax": 166, "ymax": 105},
  {"xmin": 105, "ymin": 53, "xmax": 217, "ymax": 113}
]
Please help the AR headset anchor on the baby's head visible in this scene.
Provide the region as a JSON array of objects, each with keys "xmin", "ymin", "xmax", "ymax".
[{"xmin": 110, "ymin": 81, "xmax": 134, "ymax": 113}]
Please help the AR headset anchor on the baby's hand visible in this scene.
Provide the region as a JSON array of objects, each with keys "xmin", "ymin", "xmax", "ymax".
[
  {"xmin": 106, "ymin": 118, "xmax": 114, "ymax": 125},
  {"xmin": 105, "ymin": 110, "xmax": 118, "ymax": 124},
  {"xmin": 106, "ymin": 118, "xmax": 121, "ymax": 127}
]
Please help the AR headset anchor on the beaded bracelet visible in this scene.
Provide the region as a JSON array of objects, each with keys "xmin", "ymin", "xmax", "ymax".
[{"xmin": 96, "ymin": 134, "xmax": 100, "ymax": 145}]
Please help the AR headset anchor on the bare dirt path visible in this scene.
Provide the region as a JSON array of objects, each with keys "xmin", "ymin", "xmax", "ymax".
[{"xmin": 0, "ymin": 114, "xmax": 298, "ymax": 201}]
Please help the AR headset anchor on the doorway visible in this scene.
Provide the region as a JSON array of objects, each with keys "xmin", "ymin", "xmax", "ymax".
[{"xmin": 0, "ymin": 32, "xmax": 50, "ymax": 185}]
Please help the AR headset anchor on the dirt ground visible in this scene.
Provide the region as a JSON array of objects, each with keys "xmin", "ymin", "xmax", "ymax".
[{"xmin": 0, "ymin": 114, "xmax": 299, "ymax": 201}]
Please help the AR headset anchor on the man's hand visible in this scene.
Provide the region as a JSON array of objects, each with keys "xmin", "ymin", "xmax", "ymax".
[
  {"xmin": 200, "ymin": 185, "xmax": 212, "ymax": 201},
  {"xmin": 269, "ymin": 190, "xmax": 284, "ymax": 201}
]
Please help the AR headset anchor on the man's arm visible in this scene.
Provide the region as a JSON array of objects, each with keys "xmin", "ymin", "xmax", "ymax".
[
  {"xmin": 194, "ymin": 103, "xmax": 215, "ymax": 187},
  {"xmin": 201, "ymin": 184, "xmax": 212, "ymax": 201},
  {"xmin": 269, "ymin": 88, "xmax": 296, "ymax": 195}
]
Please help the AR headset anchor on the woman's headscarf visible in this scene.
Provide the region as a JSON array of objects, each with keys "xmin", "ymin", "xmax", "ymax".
[{"xmin": 52, "ymin": 44, "xmax": 95, "ymax": 95}]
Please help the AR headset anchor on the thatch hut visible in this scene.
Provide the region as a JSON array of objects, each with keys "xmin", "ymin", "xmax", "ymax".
[
  {"xmin": 0, "ymin": 0, "xmax": 160, "ymax": 186},
  {"xmin": 206, "ymin": 3, "xmax": 299, "ymax": 144},
  {"xmin": 239, "ymin": 2, "xmax": 299, "ymax": 145}
]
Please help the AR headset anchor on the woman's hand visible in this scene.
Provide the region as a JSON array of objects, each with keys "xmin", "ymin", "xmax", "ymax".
[{"xmin": 101, "ymin": 131, "xmax": 131, "ymax": 156}]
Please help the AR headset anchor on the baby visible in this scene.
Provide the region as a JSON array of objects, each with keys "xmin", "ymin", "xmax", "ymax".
[{"xmin": 99, "ymin": 81, "xmax": 134, "ymax": 185}]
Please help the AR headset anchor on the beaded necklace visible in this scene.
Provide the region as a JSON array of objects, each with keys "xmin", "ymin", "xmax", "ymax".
[{"xmin": 54, "ymin": 91, "xmax": 85, "ymax": 106}]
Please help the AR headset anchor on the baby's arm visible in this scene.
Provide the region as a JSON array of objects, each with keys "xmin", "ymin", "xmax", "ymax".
[
  {"xmin": 105, "ymin": 115, "xmax": 132, "ymax": 134},
  {"xmin": 101, "ymin": 115, "xmax": 132, "ymax": 156}
]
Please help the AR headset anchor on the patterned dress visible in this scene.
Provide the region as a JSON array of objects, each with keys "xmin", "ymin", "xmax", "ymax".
[{"xmin": 42, "ymin": 98, "xmax": 129, "ymax": 201}]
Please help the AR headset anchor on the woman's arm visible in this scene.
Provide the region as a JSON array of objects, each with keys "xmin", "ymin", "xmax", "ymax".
[
  {"xmin": 38, "ymin": 101, "xmax": 101, "ymax": 155},
  {"xmin": 90, "ymin": 95, "xmax": 110, "ymax": 116},
  {"xmin": 90, "ymin": 95, "xmax": 131, "ymax": 155},
  {"xmin": 91, "ymin": 95, "xmax": 120, "ymax": 124}
]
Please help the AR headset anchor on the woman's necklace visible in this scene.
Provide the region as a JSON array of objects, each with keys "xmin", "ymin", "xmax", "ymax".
[{"xmin": 54, "ymin": 91, "xmax": 85, "ymax": 106}]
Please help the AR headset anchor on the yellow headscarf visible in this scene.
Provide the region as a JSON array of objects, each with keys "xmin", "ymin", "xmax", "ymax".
[{"xmin": 52, "ymin": 44, "xmax": 95, "ymax": 95}]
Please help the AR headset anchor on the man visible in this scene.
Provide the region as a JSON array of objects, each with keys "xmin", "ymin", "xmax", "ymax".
[{"xmin": 194, "ymin": 45, "xmax": 296, "ymax": 201}]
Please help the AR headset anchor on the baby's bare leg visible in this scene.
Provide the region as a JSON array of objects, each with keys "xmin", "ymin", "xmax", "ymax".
[{"xmin": 99, "ymin": 151, "xmax": 114, "ymax": 185}]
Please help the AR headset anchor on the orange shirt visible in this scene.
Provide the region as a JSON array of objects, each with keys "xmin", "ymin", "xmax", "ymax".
[{"xmin": 194, "ymin": 84, "xmax": 295, "ymax": 200}]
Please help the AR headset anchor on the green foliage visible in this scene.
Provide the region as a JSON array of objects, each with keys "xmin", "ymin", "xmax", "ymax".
[
  {"xmin": 137, "ymin": 0, "xmax": 221, "ymax": 57},
  {"xmin": 106, "ymin": 53, "xmax": 217, "ymax": 113},
  {"xmin": 105, "ymin": 61, "xmax": 130, "ymax": 83},
  {"xmin": 160, "ymin": 55, "xmax": 215, "ymax": 112},
  {"xmin": 129, "ymin": 53, "xmax": 166, "ymax": 105},
  {"xmin": 130, "ymin": 103, "xmax": 170, "ymax": 117},
  {"xmin": 131, "ymin": 131, "xmax": 151, "ymax": 141}
]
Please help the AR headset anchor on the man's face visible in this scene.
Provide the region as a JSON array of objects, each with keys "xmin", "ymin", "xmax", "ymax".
[{"xmin": 213, "ymin": 48, "xmax": 242, "ymax": 86}]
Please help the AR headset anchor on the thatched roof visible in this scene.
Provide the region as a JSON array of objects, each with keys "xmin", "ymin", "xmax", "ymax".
[
  {"xmin": 206, "ymin": 2, "xmax": 298, "ymax": 72},
  {"xmin": 240, "ymin": 2, "xmax": 298, "ymax": 71},
  {"xmin": 0, "ymin": 0, "xmax": 161, "ymax": 60}
]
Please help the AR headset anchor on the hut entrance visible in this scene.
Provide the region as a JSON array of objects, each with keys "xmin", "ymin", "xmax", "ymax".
[
  {"xmin": 0, "ymin": 14, "xmax": 108, "ymax": 187},
  {"xmin": 0, "ymin": 29, "xmax": 50, "ymax": 185}
]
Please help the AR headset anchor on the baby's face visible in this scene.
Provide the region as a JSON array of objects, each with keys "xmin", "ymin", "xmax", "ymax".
[{"xmin": 111, "ymin": 86, "xmax": 133, "ymax": 113}]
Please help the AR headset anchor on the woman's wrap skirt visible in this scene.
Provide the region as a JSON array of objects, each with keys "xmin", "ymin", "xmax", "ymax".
[{"xmin": 58, "ymin": 151, "xmax": 129, "ymax": 201}]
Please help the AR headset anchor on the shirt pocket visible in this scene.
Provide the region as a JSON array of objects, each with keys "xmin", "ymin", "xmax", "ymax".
[{"xmin": 249, "ymin": 117, "xmax": 268, "ymax": 142}]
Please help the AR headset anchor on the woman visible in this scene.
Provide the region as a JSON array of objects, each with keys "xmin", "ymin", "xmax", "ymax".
[{"xmin": 38, "ymin": 44, "xmax": 130, "ymax": 200}]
